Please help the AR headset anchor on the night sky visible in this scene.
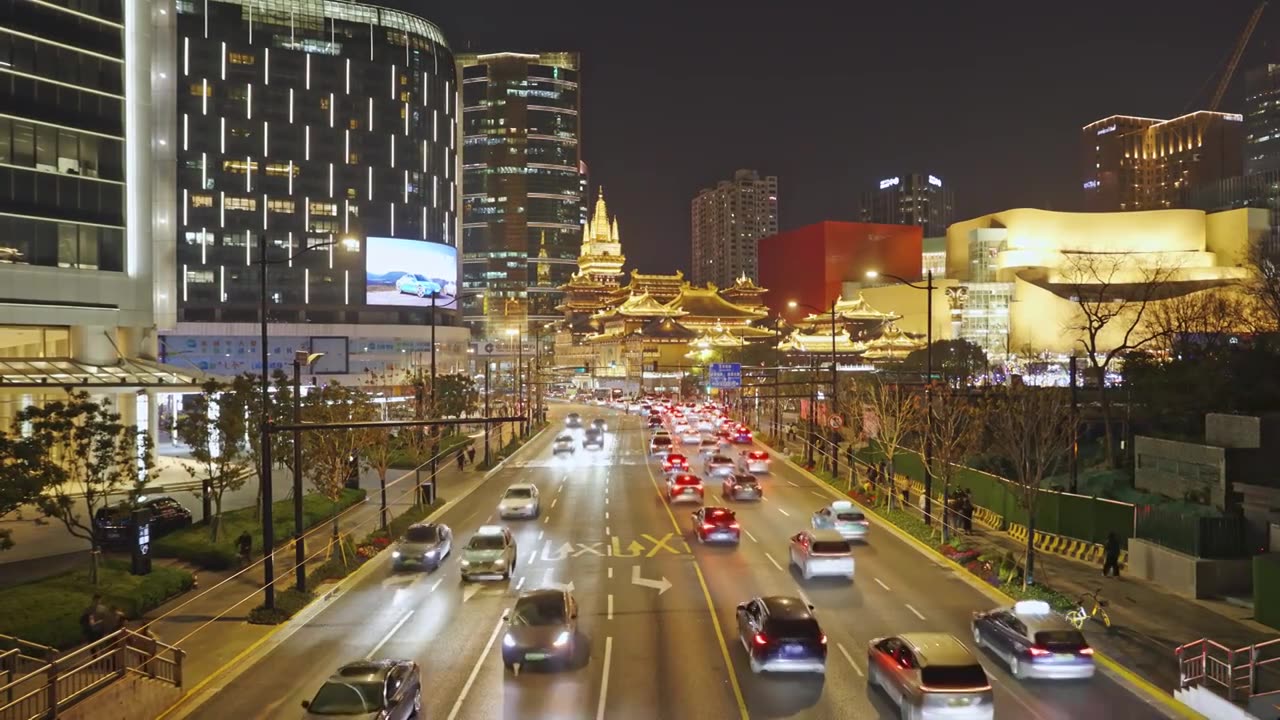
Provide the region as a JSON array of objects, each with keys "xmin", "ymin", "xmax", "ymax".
[{"xmin": 394, "ymin": 0, "xmax": 1278, "ymax": 274}]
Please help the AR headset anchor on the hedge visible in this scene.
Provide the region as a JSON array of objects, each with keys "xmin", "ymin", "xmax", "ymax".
[
  {"xmin": 388, "ymin": 434, "xmax": 473, "ymax": 469},
  {"xmin": 0, "ymin": 560, "xmax": 195, "ymax": 649},
  {"xmin": 248, "ymin": 588, "xmax": 314, "ymax": 626},
  {"xmin": 153, "ymin": 488, "xmax": 367, "ymax": 570}
]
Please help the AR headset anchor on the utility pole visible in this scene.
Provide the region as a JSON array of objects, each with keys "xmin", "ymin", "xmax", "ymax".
[
  {"xmin": 291, "ymin": 352, "xmax": 305, "ymax": 592},
  {"xmin": 829, "ymin": 299, "xmax": 839, "ymax": 479},
  {"xmin": 429, "ymin": 294, "xmax": 438, "ymax": 497},
  {"xmin": 483, "ymin": 360, "xmax": 491, "ymax": 466},
  {"xmin": 258, "ymin": 236, "xmax": 275, "ymax": 610},
  {"xmin": 1069, "ymin": 353, "xmax": 1079, "ymax": 493}
]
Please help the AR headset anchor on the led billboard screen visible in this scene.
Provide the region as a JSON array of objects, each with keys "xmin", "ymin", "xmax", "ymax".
[{"xmin": 365, "ymin": 237, "xmax": 458, "ymax": 307}]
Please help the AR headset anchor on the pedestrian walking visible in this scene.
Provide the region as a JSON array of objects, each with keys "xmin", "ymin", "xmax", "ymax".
[
  {"xmin": 80, "ymin": 593, "xmax": 108, "ymax": 649},
  {"xmin": 236, "ymin": 530, "xmax": 253, "ymax": 568},
  {"xmin": 1102, "ymin": 531, "xmax": 1122, "ymax": 577},
  {"xmin": 456, "ymin": 450, "xmax": 465, "ymax": 471},
  {"xmin": 467, "ymin": 446, "xmax": 476, "ymax": 465},
  {"xmin": 962, "ymin": 494, "xmax": 974, "ymax": 533}
]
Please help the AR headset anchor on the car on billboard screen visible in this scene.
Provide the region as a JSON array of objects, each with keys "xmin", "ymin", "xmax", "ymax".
[{"xmin": 365, "ymin": 237, "xmax": 458, "ymax": 307}]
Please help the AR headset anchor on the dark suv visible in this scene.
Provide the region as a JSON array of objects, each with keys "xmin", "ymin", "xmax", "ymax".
[
  {"xmin": 735, "ymin": 595, "xmax": 827, "ymax": 674},
  {"xmin": 94, "ymin": 496, "xmax": 193, "ymax": 546}
]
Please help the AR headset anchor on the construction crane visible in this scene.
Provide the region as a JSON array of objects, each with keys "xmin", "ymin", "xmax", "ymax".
[{"xmin": 1207, "ymin": 1, "xmax": 1268, "ymax": 112}]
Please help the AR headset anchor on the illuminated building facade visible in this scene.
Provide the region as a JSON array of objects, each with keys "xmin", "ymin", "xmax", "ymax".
[
  {"xmin": 690, "ymin": 169, "xmax": 778, "ymax": 287},
  {"xmin": 1245, "ymin": 63, "xmax": 1280, "ymax": 175},
  {"xmin": 168, "ymin": 0, "xmax": 468, "ymax": 379},
  {"xmin": 921, "ymin": 236, "xmax": 947, "ymax": 278},
  {"xmin": 859, "ymin": 173, "xmax": 953, "ymax": 238},
  {"xmin": 0, "ymin": 0, "xmax": 188, "ymax": 428},
  {"xmin": 1083, "ymin": 112, "xmax": 1244, "ymax": 212},
  {"xmin": 757, "ymin": 221, "xmax": 922, "ymax": 318},
  {"xmin": 459, "ymin": 52, "xmax": 583, "ymax": 340}
]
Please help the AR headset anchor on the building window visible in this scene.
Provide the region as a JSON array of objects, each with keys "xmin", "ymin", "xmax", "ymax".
[
  {"xmin": 309, "ymin": 201, "xmax": 338, "ymax": 216},
  {"xmin": 320, "ymin": 97, "xmax": 330, "ymax": 110},
  {"xmin": 349, "ymin": 119, "xmax": 360, "ymax": 130},
  {"xmin": 267, "ymin": 199, "xmax": 295, "ymax": 214},
  {"xmin": 190, "ymin": 83, "xmax": 212, "ymax": 96},
  {"xmin": 186, "ymin": 269, "xmax": 215, "ymax": 283},
  {"xmin": 225, "ymin": 196, "xmax": 257, "ymax": 212},
  {"xmin": 229, "ymin": 52, "xmax": 255, "ymax": 65},
  {"xmin": 264, "ymin": 163, "xmax": 298, "ymax": 177},
  {"xmin": 221, "ymin": 160, "xmax": 258, "ymax": 174},
  {"xmin": 191, "ymin": 194, "xmax": 214, "ymax": 208}
]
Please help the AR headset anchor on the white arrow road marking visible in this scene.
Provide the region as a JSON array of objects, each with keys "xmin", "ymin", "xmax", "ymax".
[
  {"xmin": 446, "ymin": 617, "xmax": 505, "ymax": 720},
  {"xmin": 630, "ymin": 564, "xmax": 672, "ymax": 594},
  {"xmin": 573, "ymin": 542, "xmax": 605, "ymax": 557},
  {"xmin": 764, "ymin": 552, "xmax": 785, "ymax": 572},
  {"xmin": 542, "ymin": 542, "xmax": 573, "ymax": 561},
  {"xmin": 542, "ymin": 568, "xmax": 575, "ymax": 592},
  {"xmin": 596, "ymin": 636, "xmax": 613, "ymax": 720},
  {"xmin": 365, "ymin": 610, "xmax": 413, "ymax": 659},
  {"xmin": 905, "ymin": 604, "xmax": 926, "ymax": 620},
  {"xmin": 836, "ymin": 642, "xmax": 864, "ymax": 676},
  {"xmin": 462, "ymin": 583, "xmax": 484, "ymax": 603}
]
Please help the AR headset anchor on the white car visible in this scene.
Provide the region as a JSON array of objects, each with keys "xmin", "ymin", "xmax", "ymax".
[
  {"xmin": 738, "ymin": 450, "xmax": 770, "ymax": 474},
  {"xmin": 680, "ymin": 430, "xmax": 701, "ymax": 445},
  {"xmin": 789, "ymin": 530, "xmax": 855, "ymax": 580},
  {"xmin": 705, "ymin": 455, "xmax": 737, "ymax": 478},
  {"xmin": 498, "ymin": 484, "xmax": 540, "ymax": 519}
]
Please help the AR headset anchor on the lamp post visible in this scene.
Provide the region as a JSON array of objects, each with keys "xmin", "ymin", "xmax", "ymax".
[
  {"xmin": 866, "ymin": 269, "xmax": 936, "ymax": 523},
  {"xmin": 426, "ymin": 292, "xmax": 455, "ymax": 499},
  {"xmin": 506, "ymin": 328, "xmax": 525, "ymax": 437},
  {"xmin": 291, "ymin": 350, "xmax": 324, "ymax": 591},
  {"xmin": 788, "ymin": 299, "xmax": 840, "ymax": 477}
]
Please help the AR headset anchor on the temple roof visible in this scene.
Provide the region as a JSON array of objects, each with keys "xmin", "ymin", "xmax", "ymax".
[
  {"xmin": 665, "ymin": 284, "xmax": 768, "ymax": 320},
  {"xmin": 722, "ymin": 273, "xmax": 767, "ymax": 296},
  {"xmin": 778, "ymin": 329, "xmax": 868, "ymax": 353},
  {"xmin": 801, "ymin": 293, "xmax": 899, "ymax": 324},
  {"xmin": 639, "ymin": 317, "xmax": 699, "ymax": 341},
  {"xmin": 595, "ymin": 291, "xmax": 686, "ymax": 319},
  {"xmin": 689, "ymin": 326, "xmax": 746, "ymax": 349}
]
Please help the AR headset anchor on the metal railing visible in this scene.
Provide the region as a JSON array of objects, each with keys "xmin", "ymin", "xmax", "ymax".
[
  {"xmin": 0, "ymin": 629, "xmax": 183, "ymax": 720},
  {"xmin": 1177, "ymin": 637, "xmax": 1280, "ymax": 703}
]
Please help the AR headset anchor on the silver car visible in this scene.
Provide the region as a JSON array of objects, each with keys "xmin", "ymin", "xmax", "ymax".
[
  {"xmin": 868, "ymin": 633, "xmax": 994, "ymax": 720},
  {"xmin": 302, "ymin": 659, "xmax": 421, "ymax": 719},
  {"xmin": 460, "ymin": 525, "xmax": 517, "ymax": 581},
  {"xmin": 390, "ymin": 522, "xmax": 451, "ymax": 572},
  {"xmin": 971, "ymin": 600, "xmax": 1096, "ymax": 680},
  {"xmin": 498, "ymin": 483, "xmax": 540, "ymax": 519},
  {"xmin": 552, "ymin": 434, "xmax": 576, "ymax": 455},
  {"xmin": 705, "ymin": 455, "xmax": 737, "ymax": 478},
  {"xmin": 789, "ymin": 530, "xmax": 855, "ymax": 581},
  {"xmin": 811, "ymin": 500, "xmax": 869, "ymax": 542}
]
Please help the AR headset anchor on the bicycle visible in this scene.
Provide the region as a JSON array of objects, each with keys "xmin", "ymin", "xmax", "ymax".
[{"xmin": 1065, "ymin": 588, "xmax": 1112, "ymax": 630}]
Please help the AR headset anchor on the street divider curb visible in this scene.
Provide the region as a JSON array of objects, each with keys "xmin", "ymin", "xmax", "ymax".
[
  {"xmin": 760, "ymin": 440, "xmax": 1203, "ymax": 720},
  {"xmin": 158, "ymin": 423, "xmax": 551, "ymax": 720}
]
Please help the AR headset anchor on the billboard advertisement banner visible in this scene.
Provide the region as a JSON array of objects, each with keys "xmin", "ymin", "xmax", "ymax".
[{"xmin": 365, "ymin": 237, "xmax": 458, "ymax": 307}]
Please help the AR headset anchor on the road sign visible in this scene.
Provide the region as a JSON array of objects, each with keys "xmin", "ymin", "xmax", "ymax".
[
  {"xmin": 829, "ymin": 416, "xmax": 844, "ymax": 429},
  {"xmin": 474, "ymin": 341, "xmax": 498, "ymax": 355},
  {"xmin": 708, "ymin": 362, "xmax": 742, "ymax": 389}
]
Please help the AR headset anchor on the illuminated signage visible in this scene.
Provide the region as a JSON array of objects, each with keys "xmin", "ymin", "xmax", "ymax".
[
  {"xmin": 365, "ymin": 237, "xmax": 459, "ymax": 307},
  {"xmin": 928, "ymin": 175, "xmax": 942, "ymax": 187},
  {"xmin": 879, "ymin": 176, "xmax": 900, "ymax": 189},
  {"xmin": 1083, "ymin": 180, "xmax": 1101, "ymax": 189},
  {"xmin": 1223, "ymin": 113, "xmax": 1243, "ymax": 122},
  {"xmin": 1096, "ymin": 125, "xmax": 1117, "ymax": 135}
]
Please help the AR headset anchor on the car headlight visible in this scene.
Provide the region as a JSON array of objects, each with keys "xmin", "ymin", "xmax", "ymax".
[
  {"xmin": 423, "ymin": 549, "xmax": 436, "ymax": 559},
  {"xmin": 553, "ymin": 630, "xmax": 570, "ymax": 648},
  {"xmin": 503, "ymin": 633, "xmax": 516, "ymax": 648},
  {"xmin": 461, "ymin": 559, "xmax": 471, "ymax": 567},
  {"xmin": 391, "ymin": 551, "xmax": 401, "ymax": 558}
]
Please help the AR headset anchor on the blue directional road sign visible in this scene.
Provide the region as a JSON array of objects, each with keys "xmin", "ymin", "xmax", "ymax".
[{"xmin": 708, "ymin": 363, "xmax": 742, "ymax": 389}]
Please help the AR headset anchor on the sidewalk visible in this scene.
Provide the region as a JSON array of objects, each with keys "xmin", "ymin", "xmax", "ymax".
[{"xmin": 142, "ymin": 454, "xmax": 496, "ymax": 689}]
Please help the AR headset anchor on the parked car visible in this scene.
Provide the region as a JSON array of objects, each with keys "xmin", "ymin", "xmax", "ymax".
[{"xmin": 94, "ymin": 496, "xmax": 192, "ymax": 546}]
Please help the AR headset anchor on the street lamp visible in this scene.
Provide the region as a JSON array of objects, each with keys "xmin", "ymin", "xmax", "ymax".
[
  {"xmin": 788, "ymin": 298, "xmax": 841, "ymax": 476},
  {"xmin": 866, "ymin": 268, "xmax": 936, "ymax": 524},
  {"xmin": 427, "ymin": 292, "xmax": 455, "ymax": 502},
  {"xmin": 506, "ymin": 328, "xmax": 525, "ymax": 437},
  {"xmin": 291, "ymin": 350, "xmax": 324, "ymax": 592}
]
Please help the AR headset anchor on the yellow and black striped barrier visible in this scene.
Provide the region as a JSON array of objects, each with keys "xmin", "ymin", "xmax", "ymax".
[{"xmin": 1005, "ymin": 523, "xmax": 1128, "ymax": 568}]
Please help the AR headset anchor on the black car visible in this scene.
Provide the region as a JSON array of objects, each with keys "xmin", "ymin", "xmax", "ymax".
[
  {"xmin": 583, "ymin": 428, "xmax": 605, "ymax": 450},
  {"xmin": 94, "ymin": 496, "xmax": 193, "ymax": 546},
  {"xmin": 302, "ymin": 659, "xmax": 421, "ymax": 719},
  {"xmin": 564, "ymin": 412, "xmax": 583, "ymax": 429},
  {"xmin": 971, "ymin": 600, "xmax": 1096, "ymax": 680},
  {"xmin": 735, "ymin": 596, "xmax": 827, "ymax": 674},
  {"xmin": 502, "ymin": 588, "xmax": 579, "ymax": 669}
]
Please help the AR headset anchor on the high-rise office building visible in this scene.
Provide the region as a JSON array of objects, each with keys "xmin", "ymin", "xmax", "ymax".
[
  {"xmin": 458, "ymin": 52, "xmax": 583, "ymax": 341},
  {"xmin": 690, "ymin": 169, "xmax": 778, "ymax": 287},
  {"xmin": 859, "ymin": 173, "xmax": 953, "ymax": 238},
  {"xmin": 0, "ymin": 0, "xmax": 178, "ymax": 427},
  {"xmin": 1245, "ymin": 64, "xmax": 1280, "ymax": 176},
  {"xmin": 167, "ymin": 0, "xmax": 468, "ymax": 379},
  {"xmin": 1082, "ymin": 112, "xmax": 1244, "ymax": 212}
]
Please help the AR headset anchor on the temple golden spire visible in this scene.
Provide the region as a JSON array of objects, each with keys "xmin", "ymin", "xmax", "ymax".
[
  {"xmin": 611, "ymin": 217, "xmax": 620, "ymax": 242},
  {"xmin": 590, "ymin": 188, "xmax": 610, "ymax": 241},
  {"xmin": 576, "ymin": 185, "xmax": 626, "ymax": 285}
]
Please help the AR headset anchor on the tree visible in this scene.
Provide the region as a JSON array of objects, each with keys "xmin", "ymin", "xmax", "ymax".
[
  {"xmin": 434, "ymin": 373, "xmax": 479, "ymax": 419},
  {"xmin": 927, "ymin": 383, "xmax": 979, "ymax": 543},
  {"xmin": 16, "ymin": 390, "xmax": 155, "ymax": 584},
  {"xmin": 902, "ymin": 340, "xmax": 990, "ymax": 387},
  {"xmin": 174, "ymin": 379, "xmax": 250, "ymax": 541},
  {"xmin": 359, "ymin": 371, "xmax": 405, "ymax": 529},
  {"xmin": 981, "ymin": 383, "xmax": 1072, "ymax": 590},
  {"xmin": 1244, "ymin": 237, "xmax": 1280, "ymax": 331},
  {"xmin": 235, "ymin": 370, "xmax": 293, "ymax": 518},
  {"xmin": 301, "ymin": 381, "xmax": 376, "ymax": 541},
  {"xmin": 855, "ymin": 377, "xmax": 921, "ymax": 510},
  {"xmin": 0, "ymin": 429, "xmax": 56, "ymax": 551},
  {"xmin": 1145, "ymin": 289, "xmax": 1251, "ymax": 358},
  {"xmin": 1061, "ymin": 253, "xmax": 1177, "ymax": 467}
]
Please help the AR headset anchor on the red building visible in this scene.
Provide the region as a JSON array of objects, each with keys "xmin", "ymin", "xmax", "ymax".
[{"xmin": 757, "ymin": 221, "xmax": 923, "ymax": 317}]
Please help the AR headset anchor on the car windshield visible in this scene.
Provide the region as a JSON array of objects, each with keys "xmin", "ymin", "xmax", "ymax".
[
  {"xmin": 505, "ymin": 488, "xmax": 534, "ymax": 499},
  {"xmin": 1034, "ymin": 630, "xmax": 1087, "ymax": 650},
  {"xmin": 705, "ymin": 508, "xmax": 735, "ymax": 521},
  {"xmin": 920, "ymin": 664, "xmax": 988, "ymax": 689},
  {"xmin": 764, "ymin": 617, "xmax": 820, "ymax": 639},
  {"xmin": 711, "ymin": 456, "xmax": 731, "ymax": 464},
  {"xmin": 511, "ymin": 595, "xmax": 566, "ymax": 626},
  {"xmin": 653, "ymin": 437, "xmax": 671, "ymax": 445},
  {"xmin": 403, "ymin": 526, "xmax": 437, "ymax": 543},
  {"xmin": 556, "ymin": 435, "xmax": 572, "ymax": 443},
  {"xmin": 812, "ymin": 541, "xmax": 851, "ymax": 554},
  {"xmin": 306, "ymin": 680, "xmax": 385, "ymax": 715},
  {"xmin": 836, "ymin": 512, "xmax": 865, "ymax": 522},
  {"xmin": 467, "ymin": 535, "xmax": 505, "ymax": 550},
  {"xmin": 675, "ymin": 475, "xmax": 701, "ymax": 486},
  {"xmin": 734, "ymin": 477, "xmax": 758, "ymax": 486}
]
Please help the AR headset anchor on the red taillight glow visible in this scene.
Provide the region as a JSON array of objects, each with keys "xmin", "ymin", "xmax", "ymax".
[
  {"xmin": 1028, "ymin": 646, "xmax": 1051, "ymax": 657},
  {"xmin": 729, "ymin": 522, "xmax": 740, "ymax": 529},
  {"xmin": 701, "ymin": 523, "xmax": 715, "ymax": 531},
  {"xmin": 819, "ymin": 634, "xmax": 827, "ymax": 645},
  {"xmin": 753, "ymin": 633, "xmax": 768, "ymax": 646},
  {"xmin": 1079, "ymin": 647, "xmax": 1094, "ymax": 656}
]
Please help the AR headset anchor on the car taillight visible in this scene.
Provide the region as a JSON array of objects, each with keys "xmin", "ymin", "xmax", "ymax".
[
  {"xmin": 729, "ymin": 522, "xmax": 740, "ymax": 529},
  {"xmin": 819, "ymin": 634, "xmax": 827, "ymax": 645},
  {"xmin": 856, "ymin": 521, "xmax": 869, "ymax": 526},
  {"xmin": 701, "ymin": 523, "xmax": 715, "ymax": 531},
  {"xmin": 753, "ymin": 633, "xmax": 768, "ymax": 647},
  {"xmin": 1079, "ymin": 647, "xmax": 1094, "ymax": 656},
  {"xmin": 1028, "ymin": 646, "xmax": 1051, "ymax": 656}
]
